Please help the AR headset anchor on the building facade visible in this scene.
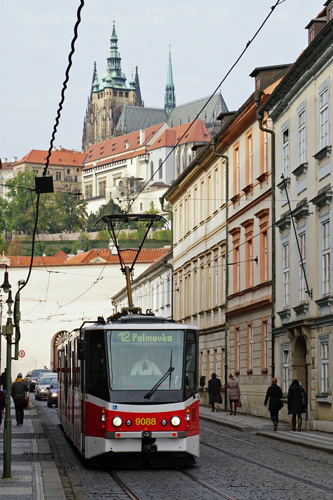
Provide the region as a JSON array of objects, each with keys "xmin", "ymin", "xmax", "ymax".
[{"xmin": 262, "ymin": 5, "xmax": 333, "ymax": 431}]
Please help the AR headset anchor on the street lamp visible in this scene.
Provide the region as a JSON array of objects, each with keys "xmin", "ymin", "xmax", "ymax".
[{"xmin": 1, "ymin": 267, "xmax": 13, "ymax": 479}]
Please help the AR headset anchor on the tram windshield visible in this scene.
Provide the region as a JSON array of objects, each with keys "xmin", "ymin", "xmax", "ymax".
[{"xmin": 107, "ymin": 329, "xmax": 185, "ymax": 391}]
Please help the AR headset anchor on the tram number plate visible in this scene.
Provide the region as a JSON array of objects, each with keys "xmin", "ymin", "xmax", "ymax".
[{"xmin": 135, "ymin": 417, "xmax": 156, "ymax": 426}]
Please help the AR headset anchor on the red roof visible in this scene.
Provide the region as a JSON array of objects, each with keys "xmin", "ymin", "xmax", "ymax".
[
  {"xmin": 83, "ymin": 123, "xmax": 165, "ymax": 165},
  {"xmin": 65, "ymin": 247, "xmax": 170, "ymax": 265},
  {"xmin": 14, "ymin": 149, "xmax": 86, "ymax": 167},
  {"xmin": 148, "ymin": 120, "xmax": 210, "ymax": 151},
  {"xmin": 1, "ymin": 162, "xmax": 14, "ymax": 171},
  {"xmin": 6, "ymin": 250, "xmax": 68, "ymax": 267}
]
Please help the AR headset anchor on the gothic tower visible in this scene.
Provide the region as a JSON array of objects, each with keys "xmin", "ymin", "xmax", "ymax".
[
  {"xmin": 164, "ymin": 47, "xmax": 176, "ymax": 115},
  {"xmin": 82, "ymin": 21, "xmax": 143, "ymax": 151}
]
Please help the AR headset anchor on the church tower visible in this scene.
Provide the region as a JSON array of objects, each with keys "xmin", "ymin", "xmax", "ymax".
[
  {"xmin": 82, "ymin": 21, "xmax": 143, "ymax": 151},
  {"xmin": 164, "ymin": 48, "xmax": 176, "ymax": 115}
]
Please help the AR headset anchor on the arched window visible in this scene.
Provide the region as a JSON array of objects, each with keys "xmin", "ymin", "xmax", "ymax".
[{"xmin": 158, "ymin": 158, "xmax": 163, "ymax": 179}]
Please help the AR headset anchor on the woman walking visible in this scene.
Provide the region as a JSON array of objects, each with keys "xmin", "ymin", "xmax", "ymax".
[
  {"xmin": 11, "ymin": 373, "xmax": 28, "ymax": 426},
  {"xmin": 288, "ymin": 379, "xmax": 307, "ymax": 431},
  {"xmin": 264, "ymin": 377, "xmax": 283, "ymax": 431},
  {"xmin": 227, "ymin": 374, "xmax": 241, "ymax": 415}
]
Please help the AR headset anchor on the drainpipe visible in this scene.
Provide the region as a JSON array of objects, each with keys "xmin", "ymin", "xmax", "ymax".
[
  {"xmin": 254, "ymin": 91, "xmax": 276, "ymax": 378},
  {"xmin": 160, "ymin": 197, "xmax": 173, "ymax": 320},
  {"xmin": 211, "ymin": 136, "xmax": 229, "ymax": 410}
]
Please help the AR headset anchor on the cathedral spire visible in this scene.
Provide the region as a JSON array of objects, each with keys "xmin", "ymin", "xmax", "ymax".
[
  {"xmin": 164, "ymin": 46, "xmax": 176, "ymax": 115},
  {"xmin": 91, "ymin": 61, "xmax": 99, "ymax": 93},
  {"xmin": 135, "ymin": 66, "xmax": 143, "ymax": 107},
  {"xmin": 101, "ymin": 19, "xmax": 128, "ymax": 89}
]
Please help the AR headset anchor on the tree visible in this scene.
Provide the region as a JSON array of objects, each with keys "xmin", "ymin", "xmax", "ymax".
[
  {"xmin": 52, "ymin": 191, "xmax": 88, "ymax": 233},
  {"xmin": 8, "ymin": 235, "xmax": 26, "ymax": 256},
  {"xmin": 5, "ymin": 172, "xmax": 38, "ymax": 234},
  {"xmin": 71, "ymin": 232, "xmax": 91, "ymax": 253},
  {"xmin": 86, "ymin": 199, "xmax": 125, "ymax": 231}
]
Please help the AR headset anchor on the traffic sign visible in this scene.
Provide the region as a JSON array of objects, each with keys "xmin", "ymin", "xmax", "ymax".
[{"xmin": 18, "ymin": 350, "xmax": 25, "ymax": 358}]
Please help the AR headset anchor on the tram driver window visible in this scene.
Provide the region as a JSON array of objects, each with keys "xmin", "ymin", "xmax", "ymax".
[
  {"xmin": 86, "ymin": 331, "xmax": 109, "ymax": 401},
  {"xmin": 185, "ymin": 332, "xmax": 197, "ymax": 390}
]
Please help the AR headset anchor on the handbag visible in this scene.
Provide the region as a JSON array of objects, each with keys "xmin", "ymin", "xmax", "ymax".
[
  {"xmin": 279, "ymin": 400, "xmax": 284, "ymax": 409},
  {"xmin": 301, "ymin": 390, "xmax": 307, "ymax": 408},
  {"xmin": 237, "ymin": 400, "xmax": 242, "ymax": 408}
]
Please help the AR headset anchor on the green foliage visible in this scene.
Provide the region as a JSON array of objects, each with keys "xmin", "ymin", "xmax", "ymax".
[
  {"xmin": 96, "ymin": 230, "xmax": 110, "ymax": 241},
  {"xmin": 71, "ymin": 232, "xmax": 91, "ymax": 254},
  {"xmin": 86, "ymin": 199, "xmax": 125, "ymax": 231},
  {"xmin": 8, "ymin": 235, "xmax": 26, "ymax": 256},
  {"xmin": 153, "ymin": 229, "xmax": 171, "ymax": 241},
  {"xmin": 5, "ymin": 172, "xmax": 38, "ymax": 233}
]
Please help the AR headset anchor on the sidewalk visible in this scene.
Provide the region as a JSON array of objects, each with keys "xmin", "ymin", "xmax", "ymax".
[
  {"xmin": 0, "ymin": 400, "xmax": 65, "ymax": 500},
  {"xmin": 199, "ymin": 405, "xmax": 333, "ymax": 454}
]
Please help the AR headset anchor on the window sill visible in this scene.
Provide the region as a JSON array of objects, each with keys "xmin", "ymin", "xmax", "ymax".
[
  {"xmin": 292, "ymin": 162, "xmax": 308, "ymax": 180},
  {"xmin": 277, "ymin": 176, "xmax": 290, "ymax": 192},
  {"xmin": 242, "ymin": 183, "xmax": 253, "ymax": 196},
  {"xmin": 277, "ymin": 308, "xmax": 291, "ymax": 324},
  {"xmin": 293, "ymin": 302, "xmax": 309, "ymax": 319},
  {"xmin": 256, "ymin": 172, "xmax": 269, "ymax": 186},
  {"xmin": 230, "ymin": 194, "xmax": 240, "ymax": 205},
  {"xmin": 315, "ymin": 394, "xmax": 332, "ymax": 404},
  {"xmin": 315, "ymin": 296, "xmax": 333, "ymax": 314},
  {"xmin": 247, "ymin": 370, "xmax": 253, "ymax": 375},
  {"xmin": 261, "ymin": 368, "xmax": 268, "ymax": 374},
  {"xmin": 314, "ymin": 145, "xmax": 331, "ymax": 163}
]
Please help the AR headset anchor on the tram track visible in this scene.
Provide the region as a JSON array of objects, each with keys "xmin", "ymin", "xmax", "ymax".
[
  {"xmin": 109, "ymin": 468, "xmax": 238, "ymax": 500},
  {"xmin": 200, "ymin": 424, "xmax": 332, "ymax": 465},
  {"xmin": 200, "ymin": 441, "xmax": 333, "ymax": 494}
]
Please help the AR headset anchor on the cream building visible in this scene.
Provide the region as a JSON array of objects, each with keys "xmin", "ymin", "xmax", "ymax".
[{"xmin": 262, "ymin": 6, "xmax": 333, "ymax": 431}]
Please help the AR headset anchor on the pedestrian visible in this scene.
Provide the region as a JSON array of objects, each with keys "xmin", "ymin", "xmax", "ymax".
[
  {"xmin": 208, "ymin": 373, "xmax": 222, "ymax": 412},
  {"xmin": 0, "ymin": 368, "xmax": 7, "ymax": 391},
  {"xmin": 0, "ymin": 388, "xmax": 5, "ymax": 426},
  {"xmin": 288, "ymin": 379, "xmax": 307, "ymax": 431},
  {"xmin": 11, "ymin": 372, "xmax": 29, "ymax": 426},
  {"xmin": 227, "ymin": 373, "xmax": 241, "ymax": 415},
  {"xmin": 264, "ymin": 377, "xmax": 283, "ymax": 431}
]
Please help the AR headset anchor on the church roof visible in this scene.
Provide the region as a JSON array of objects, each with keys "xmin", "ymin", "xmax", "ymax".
[
  {"xmin": 14, "ymin": 149, "xmax": 86, "ymax": 167},
  {"xmin": 5, "ymin": 250, "xmax": 68, "ymax": 267},
  {"xmin": 167, "ymin": 94, "xmax": 228, "ymax": 128},
  {"xmin": 115, "ymin": 94, "xmax": 228, "ymax": 137},
  {"xmin": 115, "ymin": 106, "xmax": 168, "ymax": 135},
  {"xmin": 148, "ymin": 119, "xmax": 210, "ymax": 150}
]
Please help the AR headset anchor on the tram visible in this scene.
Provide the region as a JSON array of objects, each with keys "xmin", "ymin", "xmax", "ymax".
[{"xmin": 57, "ymin": 312, "xmax": 199, "ymax": 464}]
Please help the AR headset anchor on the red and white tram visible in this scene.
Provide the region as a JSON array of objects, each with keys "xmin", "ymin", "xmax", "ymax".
[{"xmin": 57, "ymin": 313, "xmax": 199, "ymax": 465}]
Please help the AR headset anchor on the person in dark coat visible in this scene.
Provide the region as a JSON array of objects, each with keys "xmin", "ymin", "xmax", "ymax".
[
  {"xmin": 208, "ymin": 373, "xmax": 222, "ymax": 412},
  {"xmin": 0, "ymin": 389, "xmax": 5, "ymax": 426},
  {"xmin": 11, "ymin": 373, "xmax": 29, "ymax": 426},
  {"xmin": 264, "ymin": 377, "xmax": 283, "ymax": 431},
  {"xmin": 288, "ymin": 379, "xmax": 307, "ymax": 431},
  {"xmin": 0, "ymin": 368, "xmax": 7, "ymax": 391},
  {"xmin": 227, "ymin": 374, "xmax": 241, "ymax": 415}
]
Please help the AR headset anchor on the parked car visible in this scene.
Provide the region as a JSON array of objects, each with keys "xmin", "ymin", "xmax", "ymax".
[
  {"xmin": 29, "ymin": 369, "xmax": 52, "ymax": 392},
  {"xmin": 47, "ymin": 379, "xmax": 58, "ymax": 407},
  {"xmin": 35, "ymin": 375, "xmax": 57, "ymax": 401}
]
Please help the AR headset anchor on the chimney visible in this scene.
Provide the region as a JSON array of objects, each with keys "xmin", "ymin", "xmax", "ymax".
[
  {"xmin": 139, "ymin": 130, "xmax": 145, "ymax": 145},
  {"xmin": 12, "ymin": 157, "xmax": 17, "ymax": 162}
]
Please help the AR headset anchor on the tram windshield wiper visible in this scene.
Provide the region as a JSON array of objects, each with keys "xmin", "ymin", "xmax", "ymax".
[{"xmin": 144, "ymin": 366, "xmax": 174, "ymax": 399}]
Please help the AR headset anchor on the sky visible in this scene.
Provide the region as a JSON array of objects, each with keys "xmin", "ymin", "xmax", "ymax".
[{"xmin": 0, "ymin": 0, "xmax": 321, "ymax": 162}]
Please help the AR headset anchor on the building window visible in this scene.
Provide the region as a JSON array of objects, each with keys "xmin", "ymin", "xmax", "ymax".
[
  {"xmin": 247, "ymin": 323, "xmax": 253, "ymax": 372},
  {"xmin": 150, "ymin": 161, "xmax": 154, "ymax": 178},
  {"xmin": 282, "ymin": 344, "xmax": 290, "ymax": 393},
  {"xmin": 282, "ymin": 127, "xmax": 290, "ymax": 178},
  {"xmin": 233, "ymin": 144, "xmax": 240, "ymax": 195},
  {"xmin": 260, "ymin": 127, "xmax": 268, "ymax": 174},
  {"xmin": 67, "ymin": 169, "xmax": 70, "ymax": 175},
  {"xmin": 262, "ymin": 320, "xmax": 268, "ymax": 371},
  {"xmin": 322, "ymin": 220, "xmax": 330, "ymax": 296},
  {"xmin": 231, "ymin": 228, "xmax": 241, "ymax": 293},
  {"xmin": 235, "ymin": 327, "xmax": 240, "ymax": 373},
  {"xmin": 85, "ymin": 184, "xmax": 92, "ymax": 198},
  {"xmin": 246, "ymin": 130, "xmax": 253, "ymax": 186},
  {"xmin": 261, "ymin": 230, "xmax": 268, "ymax": 282},
  {"xmin": 283, "ymin": 241, "xmax": 290, "ymax": 308},
  {"xmin": 319, "ymin": 337, "xmax": 329, "ymax": 394},
  {"xmin": 158, "ymin": 158, "xmax": 163, "ymax": 179},
  {"xmin": 56, "ymin": 171, "xmax": 61, "ymax": 181},
  {"xmin": 319, "ymin": 86, "xmax": 329, "ymax": 149},
  {"xmin": 298, "ymin": 232, "xmax": 306, "ymax": 303},
  {"xmin": 298, "ymin": 108, "xmax": 306, "ymax": 165},
  {"xmin": 329, "ymin": 3, "xmax": 333, "ymax": 21},
  {"xmin": 99, "ymin": 180, "xmax": 106, "ymax": 197},
  {"xmin": 119, "ymin": 91, "xmax": 123, "ymax": 97},
  {"xmin": 309, "ymin": 26, "xmax": 315, "ymax": 43}
]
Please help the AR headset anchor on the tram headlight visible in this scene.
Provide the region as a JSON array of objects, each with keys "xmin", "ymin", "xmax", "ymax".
[
  {"xmin": 170, "ymin": 416, "xmax": 181, "ymax": 427},
  {"xmin": 112, "ymin": 416, "xmax": 123, "ymax": 427}
]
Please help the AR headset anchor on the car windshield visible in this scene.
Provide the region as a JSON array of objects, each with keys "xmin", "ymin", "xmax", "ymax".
[
  {"xmin": 39, "ymin": 378, "xmax": 54, "ymax": 385},
  {"xmin": 50, "ymin": 380, "xmax": 58, "ymax": 389},
  {"xmin": 107, "ymin": 329, "xmax": 184, "ymax": 391}
]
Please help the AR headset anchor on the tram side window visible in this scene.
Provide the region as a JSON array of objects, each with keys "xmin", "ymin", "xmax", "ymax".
[
  {"xmin": 86, "ymin": 330, "xmax": 110, "ymax": 401},
  {"xmin": 185, "ymin": 332, "xmax": 197, "ymax": 392}
]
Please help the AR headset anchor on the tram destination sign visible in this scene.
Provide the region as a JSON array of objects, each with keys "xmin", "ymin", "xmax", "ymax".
[{"xmin": 117, "ymin": 331, "xmax": 181, "ymax": 343}]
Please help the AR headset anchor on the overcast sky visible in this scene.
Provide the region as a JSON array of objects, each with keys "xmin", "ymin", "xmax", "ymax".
[{"xmin": 0, "ymin": 0, "xmax": 321, "ymax": 161}]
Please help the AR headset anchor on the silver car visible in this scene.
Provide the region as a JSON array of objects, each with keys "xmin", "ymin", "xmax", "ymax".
[{"xmin": 35, "ymin": 375, "xmax": 57, "ymax": 400}]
